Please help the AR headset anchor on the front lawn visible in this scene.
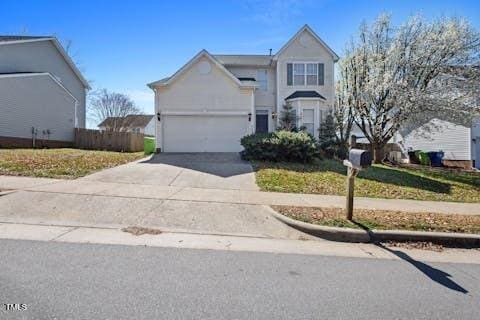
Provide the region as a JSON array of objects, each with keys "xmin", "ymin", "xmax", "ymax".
[
  {"xmin": 254, "ymin": 159, "xmax": 480, "ymax": 203},
  {"xmin": 274, "ymin": 205, "xmax": 480, "ymax": 234},
  {"xmin": 0, "ymin": 148, "xmax": 144, "ymax": 179}
]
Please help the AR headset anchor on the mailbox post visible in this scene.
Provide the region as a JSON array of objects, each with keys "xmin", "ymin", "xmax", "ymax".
[{"xmin": 343, "ymin": 148, "xmax": 372, "ymax": 220}]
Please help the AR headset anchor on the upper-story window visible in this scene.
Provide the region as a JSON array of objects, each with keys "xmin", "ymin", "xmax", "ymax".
[
  {"xmin": 287, "ymin": 63, "xmax": 324, "ymax": 86},
  {"xmin": 256, "ymin": 69, "xmax": 268, "ymax": 91}
]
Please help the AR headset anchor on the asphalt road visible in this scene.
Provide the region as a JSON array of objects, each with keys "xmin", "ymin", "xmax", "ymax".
[{"xmin": 0, "ymin": 240, "xmax": 479, "ymax": 320}]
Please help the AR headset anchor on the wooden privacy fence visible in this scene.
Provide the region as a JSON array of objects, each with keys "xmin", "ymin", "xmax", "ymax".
[{"xmin": 74, "ymin": 128, "xmax": 144, "ymax": 152}]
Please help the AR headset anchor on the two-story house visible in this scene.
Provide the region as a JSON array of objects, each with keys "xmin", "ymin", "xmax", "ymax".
[
  {"xmin": 147, "ymin": 25, "xmax": 338, "ymax": 152},
  {"xmin": 0, "ymin": 36, "xmax": 89, "ymax": 148}
]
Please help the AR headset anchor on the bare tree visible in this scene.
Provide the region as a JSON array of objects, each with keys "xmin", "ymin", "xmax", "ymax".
[
  {"xmin": 89, "ymin": 89, "xmax": 141, "ymax": 131},
  {"xmin": 340, "ymin": 14, "xmax": 480, "ymax": 162}
]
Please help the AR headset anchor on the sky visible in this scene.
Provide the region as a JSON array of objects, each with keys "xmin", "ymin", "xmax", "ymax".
[{"xmin": 1, "ymin": 0, "xmax": 479, "ymax": 126}]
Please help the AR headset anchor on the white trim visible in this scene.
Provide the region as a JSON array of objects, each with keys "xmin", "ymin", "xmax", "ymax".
[
  {"xmin": 0, "ymin": 38, "xmax": 53, "ymax": 46},
  {"xmin": 276, "ymin": 61, "xmax": 280, "ymax": 128},
  {"xmin": 273, "ymin": 25, "xmax": 339, "ymax": 62},
  {"xmin": 251, "ymin": 91, "xmax": 255, "ymax": 134},
  {"xmin": 0, "ymin": 37, "xmax": 90, "ymax": 89},
  {"xmin": 147, "ymin": 50, "xmax": 257, "ymax": 90},
  {"xmin": 286, "ymin": 97, "xmax": 325, "ymax": 103},
  {"xmin": 286, "ymin": 61, "xmax": 323, "ymax": 87}
]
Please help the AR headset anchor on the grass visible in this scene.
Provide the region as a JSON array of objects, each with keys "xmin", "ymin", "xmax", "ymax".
[
  {"xmin": 254, "ymin": 159, "xmax": 480, "ymax": 203},
  {"xmin": 0, "ymin": 148, "xmax": 144, "ymax": 179},
  {"xmin": 273, "ymin": 205, "xmax": 480, "ymax": 234}
]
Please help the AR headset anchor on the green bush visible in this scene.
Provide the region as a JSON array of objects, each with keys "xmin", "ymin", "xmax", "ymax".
[
  {"xmin": 240, "ymin": 130, "xmax": 318, "ymax": 162},
  {"xmin": 317, "ymin": 113, "xmax": 348, "ymax": 160}
]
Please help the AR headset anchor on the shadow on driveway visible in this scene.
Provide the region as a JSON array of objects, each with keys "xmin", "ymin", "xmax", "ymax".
[{"xmin": 140, "ymin": 152, "xmax": 253, "ymax": 178}]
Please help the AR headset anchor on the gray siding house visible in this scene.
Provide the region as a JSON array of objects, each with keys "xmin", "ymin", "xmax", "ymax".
[{"xmin": 0, "ymin": 36, "xmax": 89, "ymax": 148}]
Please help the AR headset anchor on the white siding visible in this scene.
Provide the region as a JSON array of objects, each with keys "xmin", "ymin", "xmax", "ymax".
[
  {"xmin": 226, "ymin": 66, "xmax": 276, "ymax": 108},
  {"xmin": 0, "ymin": 41, "xmax": 86, "ymax": 127},
  {"xmin": 276, "ymin": 30, "xmax": 335, "ymax": 110},
  {"xmin": 0, "ymin": 75, "xmax": 77, "ymax": 142},
  {"xmin": 154, "ymin": 56, "xmax": 254, "ymax": 150},
  {"xmin": 401, "ymin": 119, "xmax": 471, "ymax": 160}
]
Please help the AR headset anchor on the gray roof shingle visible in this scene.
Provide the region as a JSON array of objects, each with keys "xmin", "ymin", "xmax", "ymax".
[
  {"xmin": 285, "ymin": 90, "xmax": 326, "ymax": 100},
  {"xmin": 213, "ymin": 54, "xmax": 273, "ymax": 66},
  {"xmin": 98, "ymin": 115, "xmax": 154, "ymax": 129},
  {"xmin": 0, "ymin": 35, "xmax": 51, "ymax": 42}
]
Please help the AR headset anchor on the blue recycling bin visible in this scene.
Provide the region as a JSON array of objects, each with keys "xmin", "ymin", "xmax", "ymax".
[{"xmin": 427, "ymin": 151, "xmax": 444, "ymax": 167}]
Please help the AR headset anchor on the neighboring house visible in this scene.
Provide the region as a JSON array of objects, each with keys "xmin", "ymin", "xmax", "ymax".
[
  {"xmin": 98, "ymin": 115, "xmax": 155, "ymax": 136},
  {"xmin": 351, "ymin": 118, "xmax": 480, "ymax": 169},
  {"xmin": 398, "ymin": 118, "xmax": 480, "ymax": 169},
  {"xmin": 0, "ymin": 35, "xmax": 89, "ymax": 148},
  {"xmin": 148, "ymin": 25, "xmax": 338, "ymax": 152}
]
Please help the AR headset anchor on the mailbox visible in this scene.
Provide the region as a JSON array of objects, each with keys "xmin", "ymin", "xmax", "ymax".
[{"xmin": 349, "ymin": 149, "xmax": 372, "ymax": 168}]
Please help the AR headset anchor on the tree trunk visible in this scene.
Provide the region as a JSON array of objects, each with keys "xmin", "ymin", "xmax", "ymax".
[{"xmin": 372, "ymin": 144, "xmax": 385, "ymax": 164}]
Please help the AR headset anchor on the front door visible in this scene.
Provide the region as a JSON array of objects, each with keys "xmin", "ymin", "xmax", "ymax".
[{"xmin": 256, "ymin": 110, "xmax": 269, "ymax": 133}]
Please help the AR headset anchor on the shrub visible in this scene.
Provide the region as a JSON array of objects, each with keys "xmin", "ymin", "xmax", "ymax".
[
  {"xmin": 240, "ymin": 130, "xmax": 318, "ymax": 162},
  {"xmin": 278, "ymin": 102, "xmax": 297, "ymax": 131},
  {"xmin": 318, "ymin": 113, "xmax": 348, "ymax": 159}
]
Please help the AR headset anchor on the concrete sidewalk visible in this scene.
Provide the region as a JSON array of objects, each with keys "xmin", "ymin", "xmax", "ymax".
[{"xmin": 2, "ymin": 176, "xmax": 478, "ymax": 215}]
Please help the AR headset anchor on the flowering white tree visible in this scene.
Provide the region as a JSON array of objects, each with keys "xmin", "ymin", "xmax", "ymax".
[
  {"xmin": 339, "ymin": 14, "xmax": 480, "ymax": 162},
  {"xmin": 333, "ymin": 58, "xmax": 356, "ymax": 148}
]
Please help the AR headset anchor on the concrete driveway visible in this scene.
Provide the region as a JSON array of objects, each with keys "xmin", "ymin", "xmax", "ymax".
[
  {"xmin": 0, "ymin": 153, "xmax": 311, "ymax": 239},
  {"xmin": 82, "ymin": 153, "xmax": 259, "ymax": 191}
]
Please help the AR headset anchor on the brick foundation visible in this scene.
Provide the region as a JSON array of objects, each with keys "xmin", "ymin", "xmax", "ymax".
[{"xmin": 0, "ymin": 136, "xmax": 73, "ymax": 149}]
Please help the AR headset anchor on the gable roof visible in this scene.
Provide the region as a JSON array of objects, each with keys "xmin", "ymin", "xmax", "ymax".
[
  {"xmin": 98, "ymin": 114, "xmax": 154, "ymax": 129},
  {"xmin": 273, "ymin": 25, "xmax": 339, "ymax": 62},
  {"xmin": 147, "ymin": 50, "xmax": 257, "ymax": 89},
  {"xmin": 285, "ymin": 90, "xmax": 326, "ymax": 100},
  {"xmin": 0, "ymin": 35, "xmax": 90, "ymax": 89},
  {"xmin": 213, "ymin": 54, "xmax": 273, "ymax": 67}
]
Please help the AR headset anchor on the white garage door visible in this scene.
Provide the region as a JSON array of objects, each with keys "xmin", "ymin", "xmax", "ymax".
[{"xmin": 163, "ymin": 115, "xmax": 249, "ymax": 152}]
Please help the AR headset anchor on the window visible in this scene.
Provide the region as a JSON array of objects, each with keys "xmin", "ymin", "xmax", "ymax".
[
  {"xmin": 293, "ymin": 63, "xmax": 305, "ymax": 85},
  {"xmin": 287, "ymin": 63, "xmax": 324, "ymax": 86},
  {"xmin": 306, "ymin": 63, "xmax": 318, "ymax": 85},
  {"xmin": 302, "ymin": 109, "xmax": 315, "ymax": 136},
  {"xmin": 256, "ymin": 69, "xmax": 268, "ymax": 91}
]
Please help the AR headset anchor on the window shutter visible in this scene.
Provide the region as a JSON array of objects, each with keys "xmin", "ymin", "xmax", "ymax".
[
  {"xmin": 287, "ymin": 63, "xmax": 293, "ymax": 86},
  {"xmin": 318, "ymin": 63, "xmax": 324, "ymax": 85}
]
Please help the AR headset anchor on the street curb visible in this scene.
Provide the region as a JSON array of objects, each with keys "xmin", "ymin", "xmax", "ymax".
[
  {"xmin": 0, "ymin": 190, "xmax": 15, "ymax": 196},
  {"xmin": 271, "ymin": 210, "xmax": 480, "ymax": 245}
]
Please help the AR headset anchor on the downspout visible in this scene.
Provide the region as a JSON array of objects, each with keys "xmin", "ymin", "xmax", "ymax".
[
  {"xmin": 31, "ymin": 127, "xmax": 37, "ymax": 148},
  {"xmin": 152, "ymin": 87, "xmax": 161, "ymax": 153}
]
